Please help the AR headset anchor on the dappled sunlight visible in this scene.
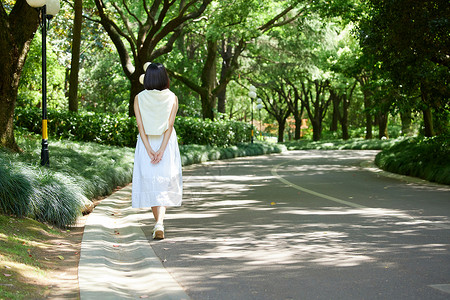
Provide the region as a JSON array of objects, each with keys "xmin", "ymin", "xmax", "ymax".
[{"xmin": 142, "ymin": 150, "xmax": 450, "ymax": 298}]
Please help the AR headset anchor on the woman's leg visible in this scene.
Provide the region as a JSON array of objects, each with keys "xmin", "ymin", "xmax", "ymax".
[{"xmin": 151, "ymin": 206, "xmax": 166, "ymax": 224}]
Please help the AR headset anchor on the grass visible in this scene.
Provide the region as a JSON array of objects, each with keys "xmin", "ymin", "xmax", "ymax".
[
  {"xmin": 375, "ymin": 135, "xmax": 450, "ymax": 185},
  {"xmin": 0, "ymin": 214, "xmax": 65, "ymax": 299},
  {"xmin": 1, "ymin": 131, "xmax": 285, "ymax": 227},
  {"xmin": 283, "ymin": 137, "xmax": 404, "ymax": 150},
  {"xmin": 0, "ymin": 130, "xmax": 135, "ymax": 227}
]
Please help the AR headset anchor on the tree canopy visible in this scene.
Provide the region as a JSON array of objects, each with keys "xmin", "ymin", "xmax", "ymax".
[{"xmin": 1, "ymin": 0, "xmax": 449, "ymax": 151}]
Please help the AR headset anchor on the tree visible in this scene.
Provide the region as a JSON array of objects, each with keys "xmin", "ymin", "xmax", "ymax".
[
  {"xmin": 92, "ymin": 0, "xmax": 212, "ymax": 117},
  {"xmin": 68, "ymin": 0, "xmax": 82, "ymax": 112},
  {"xmin": 0, "ymin": 0, "xmax": 41, "ymax": 151},
  {"xmin": 360, "ymin": 0, "xmax": 450, "ymax": 136},
  {"xmin": 169, "ymin": 0, "xmax": 306, "ymax": 120}
]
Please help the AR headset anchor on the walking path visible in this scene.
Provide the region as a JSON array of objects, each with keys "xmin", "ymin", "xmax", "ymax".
[
  {"xmin": 78, "ymin": 185, "xmax": 189, "ymax": 300},
  {"xmin": 78, "ymin": 150, "xmax": 450, "ymax": 299}
]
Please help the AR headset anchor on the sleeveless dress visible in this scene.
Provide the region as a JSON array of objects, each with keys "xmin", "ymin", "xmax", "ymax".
[{"xmin": 131, "ymin": 89, "xmax": 183, "ymax": 208}]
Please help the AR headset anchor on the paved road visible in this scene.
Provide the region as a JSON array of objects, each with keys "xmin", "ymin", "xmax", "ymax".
[{"xmin": 141, "ymin": 150, "xmax": 450, "ymax": 300}]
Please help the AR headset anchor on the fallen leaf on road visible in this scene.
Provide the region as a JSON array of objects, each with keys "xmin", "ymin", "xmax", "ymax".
[
  {"xmin": 270, "ymin": 202, "xmax": 276, "ymax": 205},
  {"xmin": 57, "ymin": 255, "xmax": 64, "ymax": 260}
]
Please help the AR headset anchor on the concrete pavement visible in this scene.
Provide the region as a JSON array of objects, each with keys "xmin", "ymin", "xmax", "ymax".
[
  {"xmin": 79, "ymin": 150, "xmax": 450, "ymax": 299},
  {"xmin": 78, "ymin": 185, "xmax": 189, "ymax": 300}
]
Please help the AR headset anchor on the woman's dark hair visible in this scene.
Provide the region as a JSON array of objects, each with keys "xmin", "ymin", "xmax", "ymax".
[{"xmin": 144, "ymin": 63, "xmax": 170, "ymax": 90}]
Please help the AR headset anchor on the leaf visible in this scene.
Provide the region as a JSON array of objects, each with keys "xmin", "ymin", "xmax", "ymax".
[
  {"xmin": 270, "ymin": 202, "xmax": 276, "ymax": 205},
  {"xmin": 3, "ymin": 274, "xmax": 12, "ymax": 277},
  {"xmin": 57, "ymin": 255, "xmax": 65, "ymax": 260}
]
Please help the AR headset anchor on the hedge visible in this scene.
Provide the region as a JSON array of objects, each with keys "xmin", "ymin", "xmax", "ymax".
[
  {"xmin": 375, "ymin": 135, "xmax": 450, "ymax": 185},
  {"xmin": 14, "ymin": 107, "xmax": 252, "ymax": 148}
]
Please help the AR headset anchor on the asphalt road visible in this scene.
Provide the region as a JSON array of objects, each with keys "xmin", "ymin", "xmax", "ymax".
[{"xmin": 142, "ymin": 150, "xmax": 450, "ymax": 300}]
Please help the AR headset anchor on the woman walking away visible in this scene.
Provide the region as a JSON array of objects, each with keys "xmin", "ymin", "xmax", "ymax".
[{"xmin": 132, "ymin": 62, "xmax": 183, "ymax": 240}]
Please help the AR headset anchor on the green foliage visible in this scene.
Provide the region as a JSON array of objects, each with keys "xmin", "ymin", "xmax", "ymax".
[
  {"xmin": 0, "ymin": 133, "xmax": 135, "ymax": 227},
  {"xmin": 375, "ymin": 135, "xmax": 450, "ymax": 185},
  {"xmin": 78, "ymin": 50, "xmax": 130, "ymax": 114},
  {"xmin": 14, "ymin": 108, "xmax": 252, "ymax": 147},
  {"xmin": 175, "ymin": 117, "xmax": 252, "ymax": 147},
  {"xmin": 359, "ymin": 0, "xmax": 449, "ymax": 113},
  {"xmin": 18, "ymin": 31, "xmax": 66, "ymax": 110},
  {"xmin": 180, "ymin": 142, "xmax": 286, "ymax": 166},
  {"xmin": 283, "ymin": 137, "xmax": 403, "ymax": 151}
]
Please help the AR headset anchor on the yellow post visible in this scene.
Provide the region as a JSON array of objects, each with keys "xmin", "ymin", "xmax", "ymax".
[{"xmin": 42, "ymin": 119, "xmax": 48, "ymax": 139}]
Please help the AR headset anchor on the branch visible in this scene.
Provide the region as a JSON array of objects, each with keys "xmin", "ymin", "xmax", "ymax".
[
  {"xmin": 122, "ymin": 0, "xmax": 143, "ymax": 27},
  {"xmin": 167, "ymin": 68, "xmax": 205, "ymax": 96},
  {"xmin": 145, "ymin": 0, "xmax": 211, "ymax": 59},
  {"xmin": 94, "ymin": 0, "xmax": 134, "ymax": 77},
  {"xmin": 149, "ymin": 26, "xmax": 183, "ymax": 60},
  {"xmin": 258, "ymin": 4, "xmax": 295, "ymax": 32},
  {"xmin": 82, "ymin": 14, "xmax": 101, "ymax": 24},
  {"xmin": 269, "ymin": 6, "xmax": 308, "ymax": 29},
  {"xmin": 111, "ymin": 2, "xmax": 137, "ymax": 47}
]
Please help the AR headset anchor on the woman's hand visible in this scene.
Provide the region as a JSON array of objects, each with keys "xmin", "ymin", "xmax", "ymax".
[
  {"xmin": 147, "ymin": 148, "xmax": 157, "ymax": 162},
  {"xmin": 151, "ymin": 149, "xmax": 164, "ymax": 164}
]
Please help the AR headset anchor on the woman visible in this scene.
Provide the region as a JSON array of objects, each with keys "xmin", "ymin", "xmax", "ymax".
[{"xmin": 131, "ymin": 63, "xmax": 182, "ymax": 240}]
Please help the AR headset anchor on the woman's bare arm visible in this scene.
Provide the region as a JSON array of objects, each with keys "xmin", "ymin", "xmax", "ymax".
[
  {"xmin": 134, "ymin": 95, "xmax": 156, "ymax": 161},
  {"xmin": 152, "ymin": 96, "xmax": 179, "ymax": 164}
]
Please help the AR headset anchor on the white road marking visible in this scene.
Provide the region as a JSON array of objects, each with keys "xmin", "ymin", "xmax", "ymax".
[
  {"xmin": 429, "ymin": 284, "xmax": 450, "ymax": 294},
  {"xmin": 272, "ymin": 161, "xmax": 450, "ymax": 231},
  {"xmin": 271, "ymin": 162, "xmax": 367, "ymax": 209}
]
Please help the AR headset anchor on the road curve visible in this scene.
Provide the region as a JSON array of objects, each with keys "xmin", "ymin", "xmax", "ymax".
[{"xmin": 142, "ymin": 150, "xmax": 450, "ymax": 300}]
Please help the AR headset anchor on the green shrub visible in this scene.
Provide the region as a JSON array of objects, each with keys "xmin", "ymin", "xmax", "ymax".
[
  {"xmin": 283, "ymin": 138, "xmax": 403, "ymax": 151},
  {"xmin": 0, "ymin": 133, "xmax": 135, "ymax": 227},
  {"xmin": 179, "ymin": 142, "xmax": 286, "ymax": 166},
  {"xmin": 375, "ymin": 135, "xmax": 450, "ymax": 185},
  {"xmin": 14, "ymin": 107, "xmax": 252, "ymax": 147}
]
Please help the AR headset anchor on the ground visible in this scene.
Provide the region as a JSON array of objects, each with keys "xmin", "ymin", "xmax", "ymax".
[{"xmin": 0, "ymin": 193, "xmax": 113, "ymax": 299}]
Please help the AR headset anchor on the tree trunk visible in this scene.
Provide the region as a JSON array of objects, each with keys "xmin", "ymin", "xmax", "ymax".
[
  {"xmin": 358, "ymin": 77, "xmax": 373, "ymax": 140},
  {"xmin": 422, "ymin": 107, "xmax": 435, "ymax": 137},
  {"xmin": 129, "ymin": 76, "xmax": 142, "ymax": 117},
  {"xmin": 277, "ymin": 118, "xmax": 286, "ymax": 143},
  {"xmin": 0, "ymin": 1, "xmax": 40, "ymax": 151},
  {"xmin": 400, "ymin": 109, "xmax": 412, "ymax": 136},
  {"xmin": 311, "ymin": 118, "xmax": 322, "ymax": 141},
  {"xmin": 341, "ymin": 94, "xmax": 351, "ymax": 140},
  {"xmin": 378, "ymin": 113, "xmax": 389, "ymax": 139},
  {"xmin": 294, "ymin": 115, "xmax": 301, "ymax": 140},
  {"xmin": 200, "ymin": 92, "xmax": 215, "ymax": 120},
  {"xmin": 217, "ymin": 87, "xmax": 226, "ymax": 116},
  {"xmin": 217, "ymin": 40, "xmax": 232, "ymax": 115},
  {"xmin": 330, "ymin": 95, "xmax": 339, "ymax": 132},
  {"xmin": 68, "ymin": 0, "xmax": 83, "ymax": 112},
  {"xmin": 200, "ymin": 39, "xmax": 217, "ymax": 120}
]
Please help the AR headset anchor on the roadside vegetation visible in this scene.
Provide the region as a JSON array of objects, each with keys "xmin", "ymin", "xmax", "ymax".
[{"xmin": 375, "ymin": 135, "xmax": 450, "ymax": 185}]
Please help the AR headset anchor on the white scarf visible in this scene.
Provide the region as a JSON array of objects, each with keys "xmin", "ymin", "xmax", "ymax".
[{"xmin": 138, "ymin": 89, "xmax": 175, "ymax": 135}]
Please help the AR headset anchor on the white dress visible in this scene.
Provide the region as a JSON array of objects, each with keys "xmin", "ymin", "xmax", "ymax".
[{"xmin": 131, "ymin": 129, "xmax": 183, "ymax": 208}]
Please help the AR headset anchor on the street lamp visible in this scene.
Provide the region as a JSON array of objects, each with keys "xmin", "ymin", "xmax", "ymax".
[
  {"xmin": 248, "ymin": 85, "xmax": 257, "ymax": 144},
  {"xmin": 256, "ymin": 98, "xmax": 263, "ymax": 140},
  {"xmin": 26, "ymin": 0, "xmax": 61, "ymax": 166}
]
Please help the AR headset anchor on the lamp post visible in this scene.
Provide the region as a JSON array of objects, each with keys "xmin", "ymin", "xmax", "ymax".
[
  {"xmin": 256, "ymin": 98, "xmax": 263, "ymax": 141},
  {"xmin": 248, "ymin": 85, "xmax": 257, "ymax": 144},
  {"xmin": 26, "ymin": 0, "xmax": 61, "ymax": 166}
]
